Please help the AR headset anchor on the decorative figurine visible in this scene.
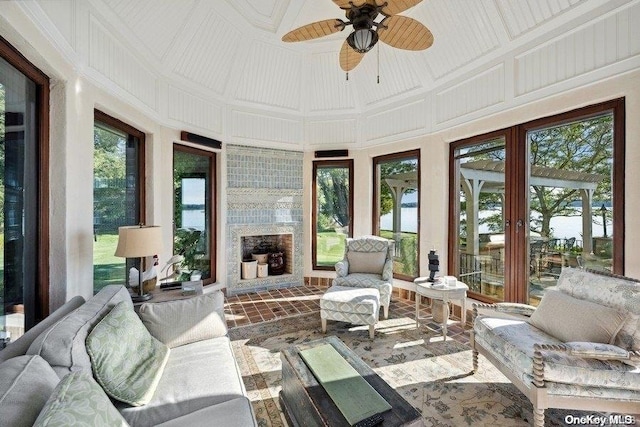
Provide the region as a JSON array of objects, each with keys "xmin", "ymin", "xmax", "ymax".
[{"xmin": 428, "ymin": 250, "xmax": 439, "ymax": 282}]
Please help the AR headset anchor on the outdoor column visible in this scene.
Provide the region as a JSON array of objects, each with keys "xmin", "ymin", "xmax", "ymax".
[
  {"xmin": 580, "ymin": 189, "xmax": 593, "ymax": 254},
  {"xmin": 461, "ymin": 178, "xmax": 484, "ymax": 256}
]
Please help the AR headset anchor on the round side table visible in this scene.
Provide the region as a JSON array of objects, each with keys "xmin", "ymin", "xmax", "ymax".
[{"xmin": 414, "ymin": 277, "xmax": 468, "ymax": 341}]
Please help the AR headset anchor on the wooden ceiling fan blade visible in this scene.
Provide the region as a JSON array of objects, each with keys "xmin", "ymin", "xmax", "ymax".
[
  {"xmin": 282, "ymin": 19, "xmax": 345, "ymax": 42},
  {"xmin": 339, "ymin": 40, "xmax": 365, "ymax": 71},
  {"xmin": 333, "ymin": 0, "xmax": 374, "ymax": 10},
  {"xmin": 378, "ymin": 16, "xmax": 433, "ymax": 50},
  {"xmin": 379, "ymin": 0, "xmax": 423, "ymax": 16}
]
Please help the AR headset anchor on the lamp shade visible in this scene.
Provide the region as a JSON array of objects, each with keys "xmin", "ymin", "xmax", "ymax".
[{"xmin": 114, "ymin": 225, "xmax": 163, "ymax": 258}]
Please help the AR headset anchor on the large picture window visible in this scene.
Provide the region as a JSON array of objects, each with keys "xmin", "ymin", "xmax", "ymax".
[
  {"xmin": 312, "ymin": 160, "xmax": 353, "ymax": 270},
  {"xmin": 449, "ymin": 99, "xmax": 624, "ymax": 304},
  {"xmin": 172, "ymin": 145, "xmax": 216, "ymax": 282},
  {"xmin": 0, "ymin": 36, "xmax": 49, "ymax": 339},
  {"xmin": 93, "ymin": 111, "xmax": 144, "ymax": 293},
  {"xmin": 373, "ymin": 150, "xmax": 420, "ymax": 280}
]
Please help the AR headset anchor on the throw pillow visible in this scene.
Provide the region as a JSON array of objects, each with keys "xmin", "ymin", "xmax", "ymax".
[
  {"xmin": 528, "ymin": 289, "xmax": 626, "ymax": 344},
  {"xmin": 86, "ymin": 301, "xmax": 170, "ymax": 406},
  {"xmin": 347, "ymin": 250, "xmax": 386, "ymax": 274},
  {"xmin": 0, "ymin": 355, "xmax": 60, "ymax": 427},
  {"xmin": 139, "ymin": 291, "xmax": 227, "ymax": 348},
  {"xmin": 33, "ymin": 371, "xmax": 129, "ymax": 427}
]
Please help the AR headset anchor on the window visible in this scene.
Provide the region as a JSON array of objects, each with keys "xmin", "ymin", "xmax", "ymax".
[
  {"xmin": 173, "ymin": 145, "xmax": 216, "ymax": 282},
  {"xmin": 93, "ymin": 111, "xmax": 144, "ymax": 294},
  {"xmin": 373, "ymin": 150, "xmax": 420, "ymax": 280},
  {"xmin": 312, "ymin": 160, "xmax": 353, "ymax": 270},
  {"xmin": 449, "ymin": 99, "xmax": 624, "ymax": 304},
  {"xmin": 0, "ymin": 36, "xmax": 49, "ymax": 338}
]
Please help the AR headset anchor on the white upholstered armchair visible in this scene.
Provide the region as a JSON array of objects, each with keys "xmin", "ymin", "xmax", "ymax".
[{"xmin": 333, "ymin": 236, "xmax": 394, "ymax": 319}]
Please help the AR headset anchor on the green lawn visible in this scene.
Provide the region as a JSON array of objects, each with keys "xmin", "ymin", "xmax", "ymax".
[
  {"xmin": 316, "ymin": 231, "xmax": 347, "ymax": 266},
  {"xmin": 93, "ymin": 233, "xmax": 126, "ymax": 293}
]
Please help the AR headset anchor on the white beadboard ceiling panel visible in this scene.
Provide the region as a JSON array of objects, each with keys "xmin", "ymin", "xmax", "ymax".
[
  {"xmin": 365, "ymin": 99, "xmax": 428, "ymax": 141},
  {"xmin": 106, "ymin": 0, "xmax": 196, "ymax": 60},
  {"xmin": 305, "ymin": 119, "xmax": 357, "ymax": 145},
  {"xmin": 436, "ymin": 64, "xmax": 505, "ymax": 124},
  {"xmin": 228, "ymin": 0, "xmax": 289, "ymax": 33},
  {"xmin": 36, "ymin": 0, "xmax": 75, "ymax": 48},
  {"xmin": 231, "ymin": 110, "xmax": 303, "ymax": 144},
  {"xmin": 356, "ymin": 47, "xmax": 424, "ymax": 106},
  {"xmin": 417, "ymin": 0, "xmax": 500, "ymax": 80},
  {"xmin": 88, "ymin": 15, "xmax": 157, "ymax": 110},
  {"xmin": 167, "ymin": 85, "xmax": 223, "ymax": 134},
  {"xmin": 495, "ymin": 0, "xmax": 582, "ymax": 39},
  {"xmin": 515, "ymin": 3, "xmax": 640, "ymax": 96},
  {"xmin": 234, "ymin": 42, "xmax": 303, "ymax": 110},
  {"xmin": 307, "ymin": 51, "xmax": 358, "ymax": 112},
  {"xmin": 172, "ymin": 11, "xmax": 240, "ymax": 95}
]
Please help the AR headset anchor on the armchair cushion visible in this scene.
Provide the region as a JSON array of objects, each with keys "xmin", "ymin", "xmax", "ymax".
[
  {"xmin": 347, "ymin": 250, "xmax": 386, "ymax": 274},
  {"xmin": 139, "ymin": 292, "xmax": 227, "ymax": 348},
  {"xmin": 528, "ymin": 289, "xmax": 625, "ymax": 344}
]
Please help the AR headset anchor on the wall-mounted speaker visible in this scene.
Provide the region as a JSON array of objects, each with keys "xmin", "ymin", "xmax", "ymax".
[
  {"xmin": 314, "ymin": 149, "xmax": 348, "ymax": 158},
  {"xmin": 180, "ymin": 131, "xmax": 222, "ymax": 150}
]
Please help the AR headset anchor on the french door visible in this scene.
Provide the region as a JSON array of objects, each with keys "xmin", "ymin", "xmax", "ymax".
[{"xmin": 449, "ymin": 99, "xmax": 624, "ymax": 304}]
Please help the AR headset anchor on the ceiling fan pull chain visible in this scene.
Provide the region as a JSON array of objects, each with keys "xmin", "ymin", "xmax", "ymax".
[
  {"xmin": 346, "ymin": 72, "xmax": 349, "ymax": 81},
  {"xmin": 377, "ymin": 42, "xmax": 380, "ymax": 84}
]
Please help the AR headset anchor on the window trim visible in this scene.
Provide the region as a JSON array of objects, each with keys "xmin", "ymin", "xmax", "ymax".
[
  {"xmin": 172, "ymin": 143, "xmax": 217, "ymax": 283},
  {"xmin": 0, "ymin": 35, "xmax": 50, "ymax": 324},
  {"xmin": 372, "ymin": 149, "xmax": 421, "ymax": 281},
  {"xmin": 312, "ymin": 159, "xmax": 354, "ymax": 271}
]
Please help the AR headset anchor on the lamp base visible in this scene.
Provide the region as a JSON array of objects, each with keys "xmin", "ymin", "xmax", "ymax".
[{"xmin": 131, "ymin": 293, "xmax": 153, "ymax": 303}]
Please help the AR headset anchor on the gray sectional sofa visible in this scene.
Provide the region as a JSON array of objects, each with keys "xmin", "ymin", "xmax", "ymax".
[{"xmin": 0, "ymin": 285, "xmax": 257, "ymax": 427}]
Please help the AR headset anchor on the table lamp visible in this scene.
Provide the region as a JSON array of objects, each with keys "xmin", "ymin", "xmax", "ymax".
[{"xmin": 114, "ymin": 225, "xmax": 163, "ymax": 302}]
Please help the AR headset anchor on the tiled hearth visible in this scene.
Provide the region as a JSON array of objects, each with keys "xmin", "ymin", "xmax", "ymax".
[{"xmin": 226, "ymin": 145, "xmax": 303, "ymax": 295}]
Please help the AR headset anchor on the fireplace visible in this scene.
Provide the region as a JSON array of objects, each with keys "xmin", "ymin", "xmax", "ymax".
[{"xmin": 241, "ymin": 234, "xmax": 293, "ymax": 276}]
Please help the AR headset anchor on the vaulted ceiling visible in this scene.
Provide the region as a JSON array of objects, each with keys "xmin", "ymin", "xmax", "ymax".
[{"xmin": 16, "ymin": 0, "xmax": 640, "ymax": 149}]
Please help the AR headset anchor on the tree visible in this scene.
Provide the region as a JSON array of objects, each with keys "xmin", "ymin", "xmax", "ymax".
[
  {"xmin": 379, "ymin": 159, "xmax": 417, "ymax": 216},
  {"xmin": 93, "ymin": 126, "xmax": 127, "ymax": 233},
  {"xmin": 317, "ymin": 167, "xmax": 349, "ymax": 229}
]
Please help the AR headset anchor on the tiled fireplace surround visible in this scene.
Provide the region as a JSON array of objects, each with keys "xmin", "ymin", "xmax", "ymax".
[{"xmin": 226, "ymin": 145, "xmax": 303, "ymax": 295}]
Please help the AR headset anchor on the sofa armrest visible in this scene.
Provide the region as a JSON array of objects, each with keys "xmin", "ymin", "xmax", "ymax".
[
  {"xmin": 335, "ymin": 260, "xmax": 349, "ymax": 277},
  {"xmin": 382, "ymin": 258, "xmax": 393, "ymax": 281},
  {"xmin": 472, "ymin": 302, "xmax": 536, "ymax": 322}
]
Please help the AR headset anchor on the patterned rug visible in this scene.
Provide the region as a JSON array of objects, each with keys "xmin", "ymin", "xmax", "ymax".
[{"xmin": 229, "ymin": 312, "xmax": 578, "ymax": 427}]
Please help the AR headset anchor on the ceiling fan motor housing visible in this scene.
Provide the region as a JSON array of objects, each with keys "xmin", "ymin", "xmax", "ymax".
[{"xmin": 346, "ymin": 4, "xmax": 380, "ymax": 52}]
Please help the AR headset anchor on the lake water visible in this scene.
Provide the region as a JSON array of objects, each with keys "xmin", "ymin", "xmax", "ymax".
[{"xmin": 380, "ymin": 207, "xmax": 611, "ymax": 240}]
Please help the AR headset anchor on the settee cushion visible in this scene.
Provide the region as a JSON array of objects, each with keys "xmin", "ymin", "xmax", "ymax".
[
  {"xmin": 139, "ymin": 291, "xmax": 227, "ymax": 348},
  {"xmin": 154, "ymin": 397, "xmax": 256, "ymax": 427},
  {"xmin": 33, "ymin": 371, "xmax": 129, "ymax": 427},
  {"xmin": 474, "ymin": 316, "xmax": 640, "ymax": 391},
  {"xmin": 0, "ymin": 355, "xmax": 60, "ymax": 427},
  {"xmin": 27, "ymin": 285, "xmax": 132, "ymax": 378},
  {"xmin": 347, "ymin": 250, "xmax": 386, "ymax": 274},
  {"xmin": 556, "ymin": 268, "xmax": 640, "ymax": 351},
  {"xmin": 87, "ymin": 301, "xmax": 169, "ymax": 407},
  {"xmin": 117, "ymin": 336, "xmax": 247, "ymax": 427},
  {"xmin": 528, "ymin": 289, "xmax": 625, "ymax": 344}
]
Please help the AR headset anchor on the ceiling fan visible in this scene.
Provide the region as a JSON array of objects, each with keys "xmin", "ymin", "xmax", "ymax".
[{"xmin": 281, "ymin": 0, "xmax": 433, "ymax": 72}]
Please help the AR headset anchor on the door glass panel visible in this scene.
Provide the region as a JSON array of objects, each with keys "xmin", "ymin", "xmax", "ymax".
[
  {"xmin": 456, "ymin": 138, "xmax": 506, "ymax": 301},
  {"xmin": 0, "ymin": 56, "xmax": 38, "ymax": 341},
  {"xmin": 173, "ymin": 148, "xmax": 213, "ymax": 281},
  {"xmin": 527, "ymin": 113, "xmax": 614, "ymax": 304}
]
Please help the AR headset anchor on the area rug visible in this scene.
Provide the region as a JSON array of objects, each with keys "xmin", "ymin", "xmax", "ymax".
[{"xmin": 229, "ymin": 312, "xmax": 587, "ymax": 427}]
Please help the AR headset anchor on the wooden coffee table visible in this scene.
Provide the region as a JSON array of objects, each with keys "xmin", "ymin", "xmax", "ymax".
[{"xmin": 279, "ymin": 336, "xmax": 423, "ymax": 427}]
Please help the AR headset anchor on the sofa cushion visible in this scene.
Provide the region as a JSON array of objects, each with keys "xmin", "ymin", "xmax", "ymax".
[
  {"xmin": 0, "ymin": 355, "xmax": 60, "ymax": 427},
  {"xmin": 117, "ymin": 336, "xmax": 247, "ymax": 427},
  {"xmin": 474, "ymin": 316, "xmax": 640, "ymax": 391},
  {"xmin": 154, "ymin": 397, "xmax": 256, "ymax": 427},
  {"xmin": 556, "ymin": 267, "xmax": 640, "ymax": 351},
  {"xmin": 33, "ymin": 371, "xmax": 129, "ymax": 427},
  {"xmin": 528, "ymin": 289, "xmax": 625, "ymax": 344},
  {"xmin": 139, "ymin": 292, "xmax": 227, "ymax": 348},
  {"xmin": 347, "ymin": 250, "xmax": 386, "ymax": 274},
  {"xmin": 86, "ymin": 301, "xmax": 170, "ymax": 406},
  {"xmin": 27, "ymin": 285, "xmax": 132, "ymax": 378}
]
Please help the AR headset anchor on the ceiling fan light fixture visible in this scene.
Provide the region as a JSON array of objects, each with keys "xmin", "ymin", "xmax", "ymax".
[{"xmin": 347, "ymin": 28, "xmax": 378, "ymax": 53}]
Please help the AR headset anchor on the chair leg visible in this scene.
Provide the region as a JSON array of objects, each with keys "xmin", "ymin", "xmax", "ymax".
[
  {"xmin": 369, "ymin": 325, "xmax": 375, "ymax": 339},
  {"xmin": 321, "ymin": 318, "xmax": 327, "ymax": 334},
  {"xmin": 472, "ymin": 348, "xmax": 478, "ymax": 373},
  {"xmin": 383, "ymin": 304, "xmax": 389, "ymax": 319}
]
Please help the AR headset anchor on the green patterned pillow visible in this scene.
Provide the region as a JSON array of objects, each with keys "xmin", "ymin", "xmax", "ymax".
[
  {"xmin": 34, "ymin": 371, "xmax": 129, "ymax": 427},
  {"xmin": 86, "ymin": 301, "xmax": 170, "ymax": 406}
]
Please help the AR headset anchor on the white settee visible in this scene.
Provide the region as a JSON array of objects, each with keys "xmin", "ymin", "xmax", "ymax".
[
  {"xmin": 472, "ymin": 268, "xmax": 640, "ymax": 426},
  {"xmin": 0, "ymin": 285, "xmax": 257, "ymax": 427}
]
